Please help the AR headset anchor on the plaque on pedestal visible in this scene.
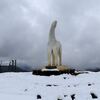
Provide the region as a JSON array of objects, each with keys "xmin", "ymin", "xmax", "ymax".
[{"xmin": 42, "ymin": 66, "xmax": 59, "ymax": 71}]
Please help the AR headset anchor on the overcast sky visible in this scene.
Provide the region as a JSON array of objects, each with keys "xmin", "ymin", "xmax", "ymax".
[{"xmin": 0, "ymin": 0, "xmax": 100, "ymax": 69}]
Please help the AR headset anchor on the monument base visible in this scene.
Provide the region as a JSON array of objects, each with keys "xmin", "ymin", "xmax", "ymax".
[{"xmin": 32, "ymin": 65, "xmax": 77, "ymax": 76}]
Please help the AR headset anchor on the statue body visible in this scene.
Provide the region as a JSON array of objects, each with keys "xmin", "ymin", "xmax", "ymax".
[{"xmin": 48, "ymin": 20, "xmax": 62, "ymax": 66}]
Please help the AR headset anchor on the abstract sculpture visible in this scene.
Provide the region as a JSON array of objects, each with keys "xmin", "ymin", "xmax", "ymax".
[
  {"xmin": 48, "ymin": 20, "xmax": 62, "ymax": 66},
  {"xmin": 32, "ymin": 20, "xmax": 74, "ymax": 75}
]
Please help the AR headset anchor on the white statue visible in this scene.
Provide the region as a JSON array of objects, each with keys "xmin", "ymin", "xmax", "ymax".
[{"xmin": 48, "ymin": 20, "xmax": 62, "ymax": 66}]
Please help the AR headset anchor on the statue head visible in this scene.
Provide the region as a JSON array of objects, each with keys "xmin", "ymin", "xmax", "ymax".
[{"xmin": 51, "ymin": 20, "xmax": 57, "ymax": 28}]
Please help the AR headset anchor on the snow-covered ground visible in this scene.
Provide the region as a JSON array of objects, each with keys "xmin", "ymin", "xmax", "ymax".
[{"xmin": 0, "ymin": 72, "xmax": 100, "ymax": 100}]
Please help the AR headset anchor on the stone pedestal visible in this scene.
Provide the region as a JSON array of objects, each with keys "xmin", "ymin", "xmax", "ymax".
[{"xmin": 32, "ymin": 65, "xmax": 76, "ymax": 76}]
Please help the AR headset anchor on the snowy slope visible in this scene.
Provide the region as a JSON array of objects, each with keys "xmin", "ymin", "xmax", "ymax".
[{"xmin": 0, "ymin": 72, "xmax": 100, "ymax": 100}]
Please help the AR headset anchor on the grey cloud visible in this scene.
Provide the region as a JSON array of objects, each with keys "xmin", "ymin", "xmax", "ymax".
[{"xmin": 0, "ymin": 0, "xmax": 100, "ymax": 69}]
